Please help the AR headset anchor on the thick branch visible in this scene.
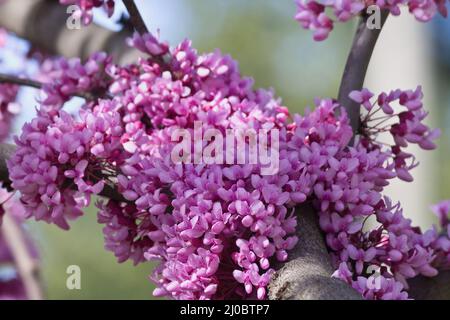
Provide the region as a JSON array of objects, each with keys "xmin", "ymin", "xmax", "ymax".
[
  {"xmin": 337, "ymin": 11, "xmax": 389, "ymax": 132},
  {"xmin": 2, "ymin": 213, "xmax": 44, "ymax": 300},
  {"xmin": 268, "ymin": 205, "xmax": 362, "ymax": 300},
  {"xmin": 335, "ymin": 11, "xmax": 450, "ymax": 300},
  {"xmin": 0, "ymin": 0, "xmax": 139, "ymax": 64},
  {"xmin": 269, "ymin": 13, "xmax": 391, "ymax": 300}
]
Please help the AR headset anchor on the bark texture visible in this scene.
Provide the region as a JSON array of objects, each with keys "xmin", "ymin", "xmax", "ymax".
[{"xmin": 268, "ymin": 205, "xmax": 363, "ymax": 300}]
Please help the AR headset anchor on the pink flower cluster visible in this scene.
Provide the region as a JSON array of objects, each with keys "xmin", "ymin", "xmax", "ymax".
[
  {"xmin": 332, "ymin": 197, "xmax": 450, "ymax": 299},
  {"xmin": 60, "ymin": 0, "xmax": 115, "ymax": 25},
  {"xmin": 7, "ymin": 31, "xmax": 450, "ymax": 300},
  {"xmin": 295, "ymin": 0, "xmax": 449, "ymax": 41},
  {"xmin": 37, "ymin": 53, "xmax": 112, "ymax": 112},
  {"xmin": 6, "ymin": 53, "xmax": 119, "ymax": 230},
  {"xmin": 8, "ymin": 34, "xmax": 297, "ymax": 299},
  {"xmin": 323, "ymin": 88, "xmax": 448, "ymax": 299},
  {"xmin": 352, "ymin": 86, "xmax": 440, "ymax": 181}
]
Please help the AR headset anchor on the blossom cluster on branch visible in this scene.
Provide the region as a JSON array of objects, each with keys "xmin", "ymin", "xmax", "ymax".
[
  {"xmin": 317, "ymin": 87, "xmax": 448, "ymax": 299},
  {"xmin": 5, "ymin": 27, "xmax": 450, "ymax": 300}
]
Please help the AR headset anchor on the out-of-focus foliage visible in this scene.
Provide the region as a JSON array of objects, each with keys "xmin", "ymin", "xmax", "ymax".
[
  {"xmin": 172, "ymin": 0, "xmax": 353, "ymax": 111},
  {"xmin": 30, "ymin": 204, "xmax": 156, "ymax": 299},
  {"xmin": 432, "ymin": 6, "xmax": 450, "ymax": 204}
]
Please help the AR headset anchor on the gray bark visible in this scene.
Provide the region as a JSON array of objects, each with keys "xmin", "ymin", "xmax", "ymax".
[{"xmin": 268, "ymin": 205, "xmax": 363, "ymax": 300}]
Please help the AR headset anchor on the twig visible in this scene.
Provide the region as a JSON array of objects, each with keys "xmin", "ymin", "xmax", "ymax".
[
  {"xmin": 337, "ymin": 11, "xmax": 389, "ymax": 133},
  {"xmin": 2, "ymin": 214, "xmax": 44, "ymax": 300},
  {"xmin": 123, "ymin": 0, "xmax": 149, "ymax": 35},
  {"xmin": 0, "ymin": 73, "xmax": 100, "ymax": 101},
  {"xmin": 0, "ymin": 74, "xmax": 42, "ymax": 90}
]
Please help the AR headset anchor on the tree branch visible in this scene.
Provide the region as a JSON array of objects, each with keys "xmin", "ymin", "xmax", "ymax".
[
  {"xmin": 269, "ymin": 13, "xmax": 390, "ymax": 300},
  {"xmin": 268, "ymin": 205, "xmax": 362, "ymax": 300},
  {"xmin": 2, "ymin": 213, "xmax": 44, "ymax": 300},
  {"xmin": 0, "ymin": 73, "xmax": 99, "ymax": 100},
  {"xmin": 0, "ymin": 0, "xmax": 139, "ymax": 64},
  {"xmin": 337, "ymin": 11, "xmax": 389, "ymax": 133},
  {"xmin": 335, "ymin": 10, "xmax": 450, "ymax": 300},
  {"xmin": 0, "ymin": 74, "xmax": 42, "ymax": 90},
  {"xmin": 123, "ymin": 0, "xmax": 149, "ymax": 35}
]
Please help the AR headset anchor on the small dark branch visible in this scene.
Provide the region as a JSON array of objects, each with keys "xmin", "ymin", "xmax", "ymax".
[
  {"xmin": 337, "ymin": 11, "xmax": 389, "ymax": 133},
  {"xmin": 2, "ymin": 214, "xmax": 44, "ymax": 300},
  {"xmin": 0, "ymin": 73, "xmax": 42, "ymax": 90},
  {"xmin": 123, "ymin": 0, "xmax": 149, "ymax": 35},
  {"xmin": 0, "ymin": 73, "xmax": 107, "ymax": 101},
  {"xmin": 268, "ymin": 205, "xmax": 362, "ymax": 300},
  {"xmin": 0, "ymin": 143, "xmax": 127, "ymax": 203}
]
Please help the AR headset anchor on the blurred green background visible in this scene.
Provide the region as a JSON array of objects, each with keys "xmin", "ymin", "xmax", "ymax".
[
  {"xmin": 30, "ymin": 204, "xmax": 156, "ymax": 299},
  {"xmin": 12, "ymin": 0, "xmax": 450, "ymax": 299}
]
